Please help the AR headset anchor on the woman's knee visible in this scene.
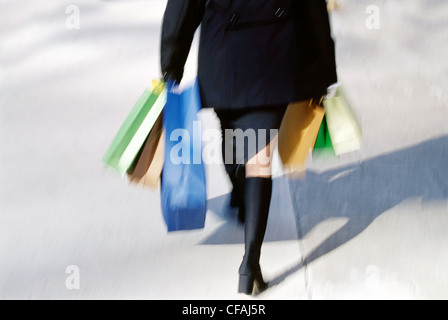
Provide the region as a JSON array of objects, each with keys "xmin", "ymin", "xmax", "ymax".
[
  {"xmin": 245, "ymin": 161, "xmax": 272, "ymax": 178},
  {"xmin": 245, "ymin": 136, "xmax": 278, "ymax": 178},
  {"xmin": 245, "ymin": 147, "xmax": 273, "ymax": 178}
]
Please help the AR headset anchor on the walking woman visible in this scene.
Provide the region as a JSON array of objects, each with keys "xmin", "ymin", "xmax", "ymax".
[{"xmin": 161, "ymin": 0, "xmax": 337, "ymax": 295}]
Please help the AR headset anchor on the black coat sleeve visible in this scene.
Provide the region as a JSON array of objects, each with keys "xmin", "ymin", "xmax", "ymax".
[
  {"xmin": 307, "ymin": 0, "xmax": 338, "ymax": 87},
  {"xmin": 161, "ymin": 0, "xmax": 206, "ymax": 83}
]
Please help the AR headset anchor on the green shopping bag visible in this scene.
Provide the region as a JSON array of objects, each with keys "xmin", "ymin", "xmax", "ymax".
[
  {"xmin": 323, "ymin": 87, "xmax": 362, "ymax": 156},
  {"xmin": 313, "ymin": 115, "xmax": 336, "ymax": 158},
  {"xmin": 103, "ymin": 81, "xmax": 166, "ymax": 176}
]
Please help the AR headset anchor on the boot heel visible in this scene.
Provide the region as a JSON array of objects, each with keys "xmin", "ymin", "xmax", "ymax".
[{"xmin": 238, "ymin": 275, "xmax": 254, "ymax": 295}]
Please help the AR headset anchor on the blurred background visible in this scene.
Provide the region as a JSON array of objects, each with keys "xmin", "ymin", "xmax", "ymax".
[{"xmin": 0, "ymin": 0, "xmax": 447, "ymax": 299}]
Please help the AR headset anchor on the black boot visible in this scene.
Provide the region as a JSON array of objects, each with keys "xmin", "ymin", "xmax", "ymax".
[
  {"xmin": 228, "ymin": 164, "xmax": 246, "ymax": 223},
  {"xmin": 238, "ymin": 177, "xmax": 272, "ymax": 295}
]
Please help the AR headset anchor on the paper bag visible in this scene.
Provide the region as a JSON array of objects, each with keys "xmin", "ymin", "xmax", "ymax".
[
  {"xmin": 103, "ymin": 81, "xmax": 166, "ymax": 176},
  {"xmin": 127, "ymin": 113, "xmax": 165, "ymax": 189},
  {"xmin": 323, "ymin": 87, "xmax": 362, "ymax": 156},
  {"xmin": 278, "ymin": 100, "xmax": 325, "ymax": 175}
]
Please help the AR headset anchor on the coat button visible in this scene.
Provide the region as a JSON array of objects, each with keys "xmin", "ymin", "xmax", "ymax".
[
  {"xmin": 230, "ymin": 14, "xmax": 238, "ymax": 26},
  {"xmin": 275, "ymin": 8, "xmax": 285, "ymax": 18}
]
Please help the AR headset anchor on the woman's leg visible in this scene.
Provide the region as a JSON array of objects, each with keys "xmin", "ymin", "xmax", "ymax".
[
  {"xmin": 215, "ymin": 106, "xmax": 286, "ymax": 295},
  {"xmin": 239, "ymin": 138, "xmax": 277, "ymax": 294},
  {"xmin": 217, "ymin": 110, "xmax": 247, "ymax": 222}
]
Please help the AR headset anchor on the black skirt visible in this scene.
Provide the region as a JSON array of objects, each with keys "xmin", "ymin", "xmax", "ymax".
[{"xmin": 215, "ymin": 105, "xmax": 288, "ymax": 176}]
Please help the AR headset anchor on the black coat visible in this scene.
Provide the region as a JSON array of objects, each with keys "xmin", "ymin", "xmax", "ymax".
[{"xmin": 161, "ymin": 0, "xmax": 338, "ymax": 110}]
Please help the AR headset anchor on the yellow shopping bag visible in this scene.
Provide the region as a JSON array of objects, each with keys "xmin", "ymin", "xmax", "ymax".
[{"xmin": 278, "ymin": 100, "xmax": 325, "ymax": 175}]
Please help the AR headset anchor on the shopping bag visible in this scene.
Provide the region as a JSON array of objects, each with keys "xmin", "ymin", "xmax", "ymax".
[
  {"xmin": 313, "ymin": 115, "xmax": 336, "ymax": 158},
  {"xmin": 103, "ymin": 80, "xmax": 166, "ymax": 176},
  {"xmin": 278, "ymin": 100, "xmax": 325, "ymax": 175},
  {"xmin": 127, "ymin": 112, "xmax": 165, "ymax": 189},
  {"xmin": 161, "ymin": 79, "xmax": 207, "ymax": 232},
  {"xmin": 323, "ymin": 87, "xmax": 362, "ymax": 156}
]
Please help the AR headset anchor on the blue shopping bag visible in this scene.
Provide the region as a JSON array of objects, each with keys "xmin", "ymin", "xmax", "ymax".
[{"xmin": 161, "ymin": 79, "xmax": 207, "ymax": 232}]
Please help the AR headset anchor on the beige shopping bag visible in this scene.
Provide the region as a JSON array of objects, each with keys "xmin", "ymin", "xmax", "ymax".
[
  {"xmin": 127, "ymin": 113, "xmax": 165, "ymax": 189},
  {"xmin": 278, "ymin": 100, "xmax": 325, "ymax": 175},
  {"xmin": 323, "ymin": 87, "xmax": 362, "ymax": 156}
]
